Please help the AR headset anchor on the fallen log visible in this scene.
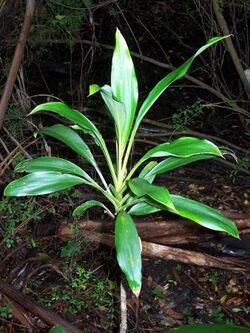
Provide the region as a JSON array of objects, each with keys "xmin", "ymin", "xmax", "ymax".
[
  {"xmin": 58, "ymin": 211, "xmax": 250, "ymax": 246},
  {"xmin": 58, "ymin": 212, "xmax": 250, "ymax": 271},
  {"xmin": 63, "ymin": 231, "xmax": 248, "ymax": 272}
]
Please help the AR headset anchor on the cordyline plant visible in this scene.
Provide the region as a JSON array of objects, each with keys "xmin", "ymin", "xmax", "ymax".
[{"xmin": 4, "ymin": 29, "xmax": 239, "ymax": 297}]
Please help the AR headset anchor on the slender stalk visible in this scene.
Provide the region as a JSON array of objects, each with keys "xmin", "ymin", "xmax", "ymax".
[
  {"xmin": 99, "ymin": 138, "xmax": 118, "ymax": 187},
  {"xmin": 119, "ymin": 281, "xmax": 127, "ymax": 333},
  {"xmin": 95, "ymin": 166, "xmax": 111, "ymax": 193}
]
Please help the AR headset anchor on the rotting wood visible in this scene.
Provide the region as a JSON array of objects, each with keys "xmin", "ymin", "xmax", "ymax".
[
  {"xmin": 0, "ymin": 0, "xmax": 36, "ymax": 128},
  {"xmin": 0, "ymin": 281, "xmax": 83, "ymax": 333},
  {"xmin": 58, "ymin": 212, "xmax": 250, "ymax": 246},
  {"xmin": 58, "ymin": 212, "xmax": 250, "ymax": 271},
  {"xmin": 62, "ymin": 231, "xmax": 248, "ymax": 272}
]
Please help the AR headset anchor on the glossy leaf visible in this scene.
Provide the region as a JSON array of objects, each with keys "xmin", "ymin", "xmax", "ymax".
[
  {"xmin": 170, "ymin": 194, "xmax": 239, "ymax": 238},
  {"xmin": 30, "ymin": 102, "xmax": 111, "ymax": 163},
  {"xmin": 4, "ymin": 171, "xmax": 87, "ymax": 196},
  {"xmin": 129, "ymin": 178, "xmax": 176, "ymax": 212},
  {"xmin": 40, "ymin": 124, "xmax": 97, "ymax": 167},
  {"xmin": 138, "ymin": 137, "xmax": 222, "ymax": 165},
  {"xmin": 134, "ymin": 36, "xmax": 229, "ymax": 128},
  {"xmin": 99, "ymin": 84, "xmax": 127, "ymax": 149},
  {"xmin": 148, "ymin": 154, "xmax": 213, "ymax": 176},
  {"xmin": 111, "ymin": 28, "xmax": 138, "ymax": 145},
  {"xmin": 161, "ymin": 323, "xmax": 250, "ymax": 333},
  {"xmin": 115, "ymin": 211, "xmax": 142, "ymax": 297},
  {"xmin": 73, "ymin": 200, "xmax": 109, "ymax": 217},
  {"xmin": 15, "ymin": 157, "xmax": 93, "ymax": 182},
  {"xmin": 129, "ymin": 201, "xmax": 161, "ymax": 215},
  {"xmin": 138, "ymin": 161, "xmax": 157, "ymax": 183},
  {"xmin": 30, "ymin": 102, "xmax": 98, "ymax": 136}
]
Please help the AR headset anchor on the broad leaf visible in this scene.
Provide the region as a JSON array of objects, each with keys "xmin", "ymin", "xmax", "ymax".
[
  {"xmin": 73, "ymin": 200, "xmax": 109, "ymax": 217},
  {"xmin": 138, "ymin": 161, "xmax": 157, "ymax": 183},
  {"xmin": 15, "ymin": 157, "xmax": 93, "ymax": 182},
  {"xmin": 148, "ymin": 154, "xmax": 213, "ymax": 176},
  {"xmin": 115, "ymin": 211, "xmax": 142, "ymax": 297},
  {"xmin": 161, "ymin": 323, "xmax": 250, "ymax": 333},
  {"xmin": 111, "ymin": 28, "xmax": 138, "ymax": 146},
  {"xmin": 4, "ymin": 171, "xmax": 87, "ymax": 196},
  {"xmin": 30, "ymin": 102, "xmax": 98, "ymax": 137},
  {"xmin": 129, "ymin": 201, "xmax": 161, "ymax": 215},
  {"xmin": 134, "ymin": 36, "xmax": 229, "ymax": 128},
  {"xmin": 170, "ymin": 194, "xmax": 239, "ymax": 238},
  {"xmin": 30, "ymin": 102, "xmax": 110, "ymax": 159},
  {"xmin": 40, "ymin": 124, "xmax": 97, "ymax": 168},
  {"xmin": 99, "ymin": 85, "xmax": 127, "ymax": 150},
  {"xmin": 129, "ymin": 178, "xmax": 176, "ymax": 212},
  {"xmin": 138, "ymin": 137, "xmax": 222, "ymax": 165}
]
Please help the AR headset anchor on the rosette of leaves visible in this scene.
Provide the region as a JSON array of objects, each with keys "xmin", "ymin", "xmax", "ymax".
[{"xmin": 4, "ymin": 29, "xmax": 239, "ymax": 297}]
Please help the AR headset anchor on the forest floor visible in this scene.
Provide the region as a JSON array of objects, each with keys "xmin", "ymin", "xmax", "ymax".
[{"xmin": 1, "ymin": 160, "xmax": 250, "ymax": 332}]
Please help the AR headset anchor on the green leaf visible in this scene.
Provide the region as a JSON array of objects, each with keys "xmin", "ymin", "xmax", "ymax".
[
  {"xmin": 99, "ymin": 85, "xmax": 127, "ymax": 149},
  {"xmin": 89, "ymin": 84, "xmax": 101, "ymax": 96},
  {"xmin": 129, "ymin": 201, "xmax": 161, "ymax": 215},
  {"xmin": 40, "ymin": 124, "xmax": 97, "ymax": 168},
  {"xmin": 170, "ymin": 194, "xmax": 239, "ymax": 238},
  {"xmin": 138, "ymin": 161, "xmax": 157, "ymax": 183},
  {"xmin": 111, "ymin": 28, "xmax": 138, "ymax": 145},
  {"xmin": 15, "ymin": 157, "xmax": 93, "ymax": 182},
  {"xmin": 115, "ymin": 211, "xmax": 142, "ymax": 297},
  {"xmin": 148, "ymin": 154, "xmax": 213, "ymax": 176},
  {"xmin": 139, "ymin": 137, "xmax": 222, "ymax": 164},
  {"xmin": 60, "ymin": 240, "xmax": 81, "ymax": 258},
  {"xmin": 161, "ymin": 323, "xmax": 250, "ymax": 333},
  {"xmin": 4, "ymin": 171, "xmax": 87, "ymax": 196},
  {"xmin": 73, "ymin": 200, "xmax": 109, "ymax": 217},
  {"xmin": 134, "ymin": 36, "xmax": 229, "ymax": 128},
  {"xmin": 30, "ymin": 102, "xmax": 98, "ymax": 137},
  {"xmin": 30, "ymin": 102, "xmax": 116, "ymax": 183},
  {"xmin": 129, "ymin": 178, "xmax": 176, "ymax": 212},
  {"xmin": 49, "ymin": 325, "xmax": 68, "ymax": 333}
]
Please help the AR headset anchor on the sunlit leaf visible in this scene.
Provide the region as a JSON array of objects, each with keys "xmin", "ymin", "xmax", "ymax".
[
  {"xmin": 30, "ymin": 102, "xmax": 97, "ymax": 136},
  {"xmin": 138, "ymin": 137, "xmax": 222, "ymax": 165},
  {"xmin": 99, "ymin": 85, "xmax": 127, "ymax": 149},
  {"xmin": 30, "ymin": 102, "xmax": 110, "ymax": 160},
  {"xmin": 129, "ymin": 178, "xmax": 176, "ymax": 212},
  {"xmin": 115, "ymin": 211, "xmax": 142, "ymax": 297},
  {"xmin": 15, "ymin": 157, "xmax": 93, "ymax": 183},
  {"xmin": 73, "ymin": 200, "xmax": 110, "ymax": 217},
  {"xmin": 147, "ymin": 154, "xmax": 213, "ymax": 176},
  {"xmin": 169, "ymin": 194, "xmax": 239, "ymax": 238},
  {"xmin": 112, "ymin": 28, "xmax": 138, "ymax": 146},
  {"xmin": 40, "ymin": 124, "xmax": 97, "ymax": 168},
  {"xmin": 138, "ymin": 161, "xmax": 157, "ymax": 183},
  {"xmin": 129, "ymin": 200, "xmax": 161, "ymax": 215},
  {"xmin": 4, "ymin": 171, "xmax": 87, "ymax": 196}
]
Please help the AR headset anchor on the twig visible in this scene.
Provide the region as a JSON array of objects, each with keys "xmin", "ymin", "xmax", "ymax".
[
  {"xmin": 0, "ymin": 0, "xmax": 36, "ymax": 128},
  {"xmin": 0, "ymin": 281, "xmax": 83, "ymax": 333},
  {"xmin": 2, "ymin": 126, "xmax": 32, "ymax": 159},
  {"xmin": 212, "ymin": 0, "xmax": 250, "ymax": 98}
]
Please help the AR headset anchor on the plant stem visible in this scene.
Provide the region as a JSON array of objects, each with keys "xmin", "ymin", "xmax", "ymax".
[{"xmin": 119, "ymin": 281, "xmax": 127, "ymax": 333}]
